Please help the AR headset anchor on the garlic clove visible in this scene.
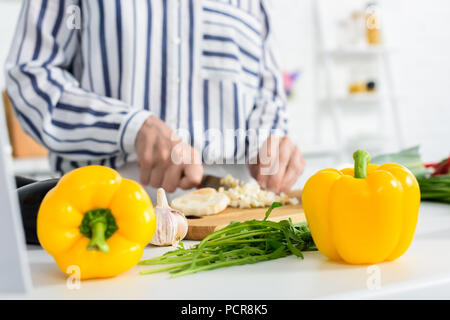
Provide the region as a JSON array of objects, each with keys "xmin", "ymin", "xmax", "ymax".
[
  {"xmin": 156, "ymin": 187, "xmax": 169, "ymax": 208},
  {"xmin": 170, "ymin": 210, "xmax": 188, "ymax": 245},
  {"xmin": 150, "ymin": 188, "xmax": 188, "ymax": 247}
]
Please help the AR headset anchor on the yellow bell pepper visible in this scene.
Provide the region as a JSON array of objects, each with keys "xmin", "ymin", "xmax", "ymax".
[
  {"xmin": 37, "ymin": 166, "xmax": 157, "ymax": 279},
  {"xmin": 302, "ymin": 150, "xmax": 420, "ymax": 264}
]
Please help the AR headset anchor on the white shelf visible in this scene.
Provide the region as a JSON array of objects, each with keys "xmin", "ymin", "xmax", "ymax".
[
  {"xmin": 320, "ymin": 94, "xmax": 389, "ymax": 107},
  {"xmin": 320, "ymin": 46, "xmax": 390, "ymax": 59},
  {"xmin": 312, "ymin": 0, "xmax": 403, "ymax": 158}
]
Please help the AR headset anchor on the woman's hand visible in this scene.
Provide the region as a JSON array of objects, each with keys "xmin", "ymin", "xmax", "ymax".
[
  {"xmin": 248, "ymin": 136, "xmax": 305, "ymax": 193},
  {"xmin": 135, "ymin": 115, "xmax": 203, "ymax": 193}
]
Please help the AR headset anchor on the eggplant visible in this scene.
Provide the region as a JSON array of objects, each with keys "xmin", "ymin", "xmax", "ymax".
[{"xmin": 16, "ymin": 176, "xmax": 58, "ymax": 245}]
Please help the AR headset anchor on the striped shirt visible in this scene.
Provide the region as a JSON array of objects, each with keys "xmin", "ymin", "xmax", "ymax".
[{"xmin": 5, "ymin": 0, "xmax": 288, "ymax": 175}]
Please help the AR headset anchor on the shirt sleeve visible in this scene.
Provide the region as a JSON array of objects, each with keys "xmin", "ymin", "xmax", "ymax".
[
  {"xmin": 4, "ymin": 0, "xmax": 151, "ymax": 161},
  {"xmin": 246, "ymin": 0, "xmax": 289, "ymax": 161}
]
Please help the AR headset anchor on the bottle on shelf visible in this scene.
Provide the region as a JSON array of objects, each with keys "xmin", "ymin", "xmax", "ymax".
[{"xmin": 365, "ymin": 2, "xmax": 382, "ymax": 45}]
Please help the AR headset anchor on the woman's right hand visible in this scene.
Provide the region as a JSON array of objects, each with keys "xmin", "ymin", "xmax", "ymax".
[{"xmin": 135, "ymin": 115, "xmax": 203, "ymax": 193}]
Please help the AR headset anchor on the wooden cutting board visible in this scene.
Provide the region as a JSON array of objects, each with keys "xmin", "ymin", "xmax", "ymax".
[{"xmin": 185, "ymin": 190, "xmax": 305, "ymax": 240}]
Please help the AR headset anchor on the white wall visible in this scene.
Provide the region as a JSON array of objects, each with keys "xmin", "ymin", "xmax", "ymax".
[{"xmin": 0, "ymin": 0, "xmax": 449, "ymax": 162}]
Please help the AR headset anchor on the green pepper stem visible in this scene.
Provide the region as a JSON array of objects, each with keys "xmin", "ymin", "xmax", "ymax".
[
  {"xmin": 353, "ymin": 150, "xmax": 371, "ymax": 179},
  {"xmin": 80, "ymin": 208, "xmax": 118, "ymax": 254},
  {"xmin": 87, "ymin": 221, "xmax": 109, "ymax": 253}
]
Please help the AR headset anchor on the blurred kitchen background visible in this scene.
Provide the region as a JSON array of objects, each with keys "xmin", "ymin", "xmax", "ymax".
[{"xmin": 1, "ymin": 0, "xmax": 449, "ymax": 188}]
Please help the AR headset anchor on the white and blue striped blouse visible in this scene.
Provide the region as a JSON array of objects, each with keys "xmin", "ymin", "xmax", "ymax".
[{"xmin": 5, "ymin": 0, "xmax": 288, "ymax": 175}]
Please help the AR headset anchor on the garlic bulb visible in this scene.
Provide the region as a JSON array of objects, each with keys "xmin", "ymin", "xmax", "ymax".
[{"xmin": 150, "ymin": 188, "xmax": 188, "ymax": 246}]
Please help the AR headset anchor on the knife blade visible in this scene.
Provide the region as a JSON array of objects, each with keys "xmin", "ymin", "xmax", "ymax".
[
  {"xmin": 198, "ymin": 174, "xmax": 271, "ymax": 193},
  {"xmin": 198, "ymin": 174, "xmax": 224, "ymax": 190}
]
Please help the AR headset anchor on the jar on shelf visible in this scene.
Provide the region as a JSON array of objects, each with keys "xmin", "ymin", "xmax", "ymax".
[
  {"xmin": 347, "ymin": 63, "xmax": 379, "ymax": 95},
  {"xmin": 336, "ymin": 10, "xmax": 365, "ymax": 48}
]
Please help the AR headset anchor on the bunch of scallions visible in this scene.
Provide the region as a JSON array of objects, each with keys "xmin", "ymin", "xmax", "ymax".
[
  {"xmin": 139, "ymin": 202, "xmax": 317, "ymax": 278},
  {"xmin": 372, "ymin": 146, "xmax": 450, "ymax": 204}
]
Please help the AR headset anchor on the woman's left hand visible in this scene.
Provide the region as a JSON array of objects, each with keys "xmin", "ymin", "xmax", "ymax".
[{"xmin": 248, "ymin": 136, "xmax": 305, "ymax": 193}]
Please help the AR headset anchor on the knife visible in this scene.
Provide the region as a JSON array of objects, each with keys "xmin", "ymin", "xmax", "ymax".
[
  {"xmin": 15, "ymin": 173, "xmax": 237, "ymax": 245},
  {"xmin": 16, "ymin": 174, "xmax": 225, "ymax": 213}
]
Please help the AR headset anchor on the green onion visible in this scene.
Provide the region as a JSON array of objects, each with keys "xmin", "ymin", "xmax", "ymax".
[
  {"xmin": 372, "ymin": 146, "xmax": 450, "ymax": 204},
  {"xmin": 139, "ymin": 202, "xmax": 317, "ymax": 278},
  {"xmin": 417, "ymin": 175, "xmax": 450, "ymax": 204}
]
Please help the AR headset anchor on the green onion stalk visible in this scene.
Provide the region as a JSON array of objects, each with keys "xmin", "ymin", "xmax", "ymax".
[{"xmin": 139, "ymin": 202, "xmax": 317, "ymax": 278}]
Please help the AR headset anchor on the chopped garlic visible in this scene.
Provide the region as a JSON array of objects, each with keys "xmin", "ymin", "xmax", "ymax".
[{"xmin": 218, "ymin": 174, "xmax": 299, "ymax": 208}]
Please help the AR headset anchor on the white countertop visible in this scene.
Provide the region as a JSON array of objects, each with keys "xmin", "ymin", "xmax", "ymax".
[{"xmin": 3, "ymin": 202, "xmax": 450, "ymax": 300}]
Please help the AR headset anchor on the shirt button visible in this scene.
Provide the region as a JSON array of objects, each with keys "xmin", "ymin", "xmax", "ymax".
[{"xmin": 173, "ymin": 37, "xmax": 181, "ymax": 45}]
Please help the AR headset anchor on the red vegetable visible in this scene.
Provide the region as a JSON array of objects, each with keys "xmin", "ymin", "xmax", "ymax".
[{"xmin": 425, "ymin": 155, "xmax": 450, "ymax": 176}]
